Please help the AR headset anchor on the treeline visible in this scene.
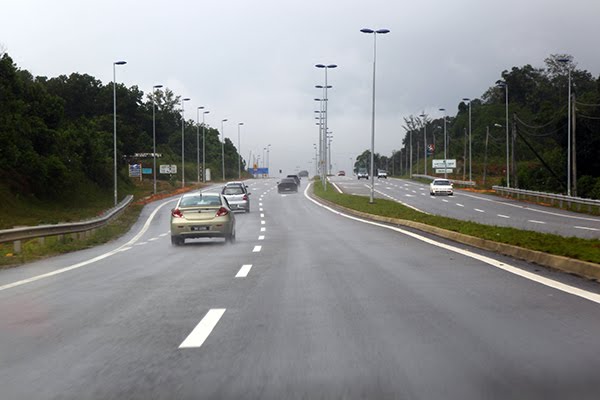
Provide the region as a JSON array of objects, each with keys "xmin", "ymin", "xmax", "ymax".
[
  {"xmin": 0, "ymin": 52, "xmax": 242, "ymax": 200},
  {"xmin": 356, "ymin": 54, "xmax": 600, "ymax": 199}
]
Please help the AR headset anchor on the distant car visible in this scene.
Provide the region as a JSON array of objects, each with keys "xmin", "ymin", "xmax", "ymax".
[
  {"xmin": 298, "ymin": 170, "xmax": 309, "ymax": 178},
  {"xmin": 377, "ymin": 169, "xmax": 388, "ymax": 179},
  {"xmin": 278, "ymin": 178, "xmax": 298, "ymax": 193},
  {"xmin": 170, "ymin": 192, "xmax": 236, "ymax": 245},
  {"xmin": 357, "ymin": 168, "xmax": 369, "ymax": 180},
  {"xmin": 222, "ymin": 182, "xmax": 250, "ymax": 213},
  {"xmin": 430, "ymin": 178, "xmax": 453, "ymax": 196},
  {"xmin": 287, "ymin": 174, "xmax": 301, "ymax": 186},
  {"xmin": 337, "ymin": 170, "xmax": 346, "ymax": 176}
]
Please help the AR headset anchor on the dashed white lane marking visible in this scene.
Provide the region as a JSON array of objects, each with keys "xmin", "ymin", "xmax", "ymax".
[
  {"xmin": 456, "ymin": 204, "xmax": 464, "ymax": 207},
  {"xmin": 304, "ymin": 183, "xmax": 600, "ymax": 305},
  {"xmin": 135, "ymin": 242, "xmax": 148, "ymax": 246},
  {"xmin": 474, "ymin": 209, "xmax": 485, "ymax": 213},
  {"xmin": 179, "ymin": 309, "xmax": 226, "ymax": 349},
  {"xmin": 253, "ymin": 245, "xmax": 262, "ymax": 252},
  {"xmin": 261, "ymin": 227, "xmax": 266, "ymax": 232},
  {"xmin": 259, "ymin": 203, "xmax": 263, "ymax": 206},
  {"xmin": 260, "ymin": 213, "xmax": 265, "ymax": 218},
  {"xmin": 261, "ymin": 221, "xmax": 266, "ymax": 225},
  {"xmin": 0, "ymin": 198, "xmax": 177, "ymax": 292},
  {"xmin": 528, "ymin": 220, "xmax": 546, "ymax": 224},
  {"xmin": 259, "ymin": 235, "xmax": 265, "ymax": 240},
  {"xmin": 259, "ymin": 208, "xmax": 264, "ymax": 212},
  {"xmin": 236, "ymin": 264, "xmax": 253, "ymax": 278},
  {"xmin": 148, "ymin": 238, "xmax": 158, "ymax": 242},
  {"xmin": 159, "ymin": 233, "xmax": 168, "ymax": 237},
  {"xmin": 574, "ymin": 226, "xmax": 599, "ymax": 231},
  {"xmin": 442, "ymin": 199, "xmax": 449, "ymax": 203},
  {"xmin": 498, "ymin": 214, "xmax": 510, "ymax": 218}
]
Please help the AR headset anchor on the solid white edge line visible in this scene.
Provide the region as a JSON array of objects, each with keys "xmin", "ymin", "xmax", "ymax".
[
  {"xmin": 304, "ymin": 182, "xmax": 600, "ymax": 305},
  {"xmin": 236, "ymin": 264, "xmax": 253, "ymax": 278},
  {"xmin": 0, "ymin": 198, "xmax": 178, "ymax": 292},
  {"xmin": 179, "ymin": 309, "xmax": 226, "ymax": 349}
]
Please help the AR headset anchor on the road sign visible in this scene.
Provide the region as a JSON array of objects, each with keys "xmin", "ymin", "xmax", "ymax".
[
  {"xmin": 432, "ymin": 159, "xmax": 456, "ymax": 168},
  {"xmin": 159, "ymin": 164, "xmax": 177, "ymax": 174},
  {"xmin": 435, "ymin": 169, "xmax": 453, "ymax": 174},
  {"xmin": 129, "ymin": 164, "xmax": 141, "ymax": 177},
  {"xmin": 142, "ymin": 168, "xmax": 152, "ymax": 175},
  {"xmin": 427, "ymin": 144, "xmax": 434, "ymax": 155}
]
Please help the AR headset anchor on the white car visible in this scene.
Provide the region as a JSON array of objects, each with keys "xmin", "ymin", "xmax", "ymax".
[
  {"xmin": 377, "ymin": 169, "xmax": 388, "ymax": 179},
  {"xmin": 430, "ymin": 178, "xmax": 453, "ymax": 196}
]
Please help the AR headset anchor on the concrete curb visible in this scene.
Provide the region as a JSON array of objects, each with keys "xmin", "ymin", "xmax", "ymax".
[{"xmin": 310, "ymin": 192, "xmax": 600, "ymax": 281}]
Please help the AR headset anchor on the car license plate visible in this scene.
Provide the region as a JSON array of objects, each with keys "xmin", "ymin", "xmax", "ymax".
[{"xmin": 191, "ymin": 226, "xmax": 209, "ymax": 231}]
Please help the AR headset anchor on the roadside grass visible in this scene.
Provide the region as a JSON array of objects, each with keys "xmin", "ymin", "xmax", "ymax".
[{"xmin": 313, "ymin": 181, "xmax": 600, "ymax": 264}]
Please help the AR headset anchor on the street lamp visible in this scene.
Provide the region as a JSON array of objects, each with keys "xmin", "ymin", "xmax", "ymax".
[
  {"xmin": 314, "ymin": 104, "xmax": 325, "ymax": 178},
  {"xmin": 496, "ymin": 80, "xmax": 509, "ymax": 187},
  {"xmin": 221, "ymin": 119, "xmax": 228, "ymax": 181},
  {"xmin": 112, "ymin": 60, "xmax": 126, "ymax": 206},
  {"xmin": 202, "ymin": 110, "xmax": 210, "ymax": 182},
  {"xmin": 361, "ymin": 27, "xmax": 390, "ymax": 203},
  {"xmin": 151, "ymin": 84, "xmax": 163, "ymax": 195},
  {"xmin": 196, "ymin": 106, "xmax": 205, "ymax": 184},
  {"xmin": 180, "ymin": 97, "xmax": 191, "ymax": 187},
  {"xmin": 439, "ymin": 108, "xmax": 448, "ymax": 179},
  {"xmin": 266, "ymin": 144, "xmax": 271, "ymax": 177},
  {"xmin": 557, "ymin": 58, "xmax": 572, "ymax": 196},
  {"xmin": 237, "ymin": 122, "xmax": 244, "ymax": 179},
  {"xmin": 419, "ymin": 112, "xmax": 427, "ymax": 176},
  {"xmin": 315, "ymin": 64, "xmax": 337, "ymax": 189},
  {"xmin": 462, "ymin": 98, "xmax": 472, "ymax": 182}
]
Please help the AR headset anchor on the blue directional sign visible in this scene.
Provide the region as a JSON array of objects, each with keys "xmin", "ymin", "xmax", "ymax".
[{"xmin": 249, "ymin": 168, "xmax": 269, "ymax": 175}]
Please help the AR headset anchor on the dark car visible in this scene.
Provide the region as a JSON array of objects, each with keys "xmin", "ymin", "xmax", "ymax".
[
  {"xmin": 287, "ymin": 174, "xmax": 301, "ymax": 186},
  {"xmin": 298, "ymin": 170, "xmax": 309, "ymax": 178},
  {"xmin": 278, "ymin": 178, "xmax": 298, "ymax": 193}
]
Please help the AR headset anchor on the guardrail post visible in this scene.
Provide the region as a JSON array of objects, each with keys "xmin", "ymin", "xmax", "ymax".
[{"xmin": 13, "ymin": 239, "xmax": 22, "ymax": 254}]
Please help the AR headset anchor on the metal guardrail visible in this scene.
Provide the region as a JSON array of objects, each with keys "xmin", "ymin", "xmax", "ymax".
[
  {"xmin": 411, "ymin": 174, "xmax": 476, "ymax": 186},
  {"xmin": 0, "ymin": 195, "xmax": 134, "ymax": 246},
  {"xmin": 493, "ymin": 186, "xmax": 600, "ymax": 212}
]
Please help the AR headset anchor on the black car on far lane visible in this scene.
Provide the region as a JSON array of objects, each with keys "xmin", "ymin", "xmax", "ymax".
[
  {"xmin": 278, "ymin": 178, "xmax": 298, "ymax": 193},
  {"xmin": 286, "ymin": 174, "xmax": 301, "ymax": 186}
]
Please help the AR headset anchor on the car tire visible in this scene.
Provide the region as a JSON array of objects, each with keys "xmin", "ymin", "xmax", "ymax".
[
  {"xmin": 430, "ymin": 192, "xmax": 435, "ymax": 196},
  {"xmin": 226, "ymin": 230, "xmax": 236, "ymax": 244},
  {"xmin": 171, "ymin": 236, "xmax": 183, "ymax": 246}
]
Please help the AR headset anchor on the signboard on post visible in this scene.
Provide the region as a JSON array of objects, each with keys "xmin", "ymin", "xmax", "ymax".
[
  {"xmin": 159, "ymin": 165, "xmax": 177, "ymax": 174},
  {"xmin": 432, "ymin": 159, "xmax": 456, "ymax": 169},
  {"xmin": 435, "ymin": 169, "xmax": 454, "ymax": 174},
  {"xmin": 427, "ymin": 144, "xmax": 434, "ymax": 156},
  {"xmin": 142, "ymin": 168, "xmax": 152, "ymax": 175},
  {"xmin": 249, "ymin": 168, "xmax": 269, "ymax": 175},
  {"xmin": 129, "ymin": 164, "xmax": 141, "ymax": 178}
]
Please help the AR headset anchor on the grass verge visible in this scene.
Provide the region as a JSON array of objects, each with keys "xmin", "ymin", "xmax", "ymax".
[{"xmin": 313, "ymin": 181, "xmax": 600, "ymax": 264}]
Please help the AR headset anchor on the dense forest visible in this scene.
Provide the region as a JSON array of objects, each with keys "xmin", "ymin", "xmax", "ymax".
[
  {"xmin": 0, "ymin": 52, "xmax": 243, "ymax": 201},
  {"xmin": 355, "ymin": 55, "xmax": 600, "ymax": 199}
]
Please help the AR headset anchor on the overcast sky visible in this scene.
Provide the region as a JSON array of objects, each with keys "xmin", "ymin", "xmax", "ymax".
[{"xmin": 2, "ymin": 0, "xmax": 599, "ymax": 174}]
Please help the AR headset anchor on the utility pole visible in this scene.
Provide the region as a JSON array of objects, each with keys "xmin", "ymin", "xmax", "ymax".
[
  {"xmin": 512, "ymin": 113, "xmax": 517, "ymax": 188},
  {"xmin": 483, "ymin": 126, "xmax": 489, "ymax": 186},
  {"xmin": 572, "ymin": 92, "xmax": 577, "ymax": 197},
  {"xmin": 463, "ymin": 127, "xmax": 467, "ymax": 181}
]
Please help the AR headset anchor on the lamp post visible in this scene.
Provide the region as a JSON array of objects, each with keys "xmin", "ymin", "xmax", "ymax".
[
  {"xmin": 557, "ymin": 58, "xmax": 572, "ymax": 196},
  {"xmin": 419, "ymin": 112, "xmax": 427, "ymax": 176},
  {"xmin": 266, "ymin": 144, "xmax": 271, "ymax": 177},
  {"xmin": 112, "ymin": 60, "xmax": 126, "ymax": 206},
  {"xmin": 439, "ymin": 108, "xmax": 447, "ymax": 178},
  {"xmin": 151, "ymin": 84, "xmax": 163, "ymax": 195},
  {"xmin": 315, "ymin": 64, "xmax": 337, "ymax": 189},
  {"xmin": 237, "ymin": 122, "xmax": 244, "ymax": 179},
  {"xmin": 314, "ymin": 144, "xmax": 318, "ymax": 177},
  {"xmin": 180, "ymin": 97, "xmax": 191, "ymax": 187},
  {"xmin": 496, "ymin": 80, "xmax": 509, "ymax": 187},
  {"xmin": 462, "ymin": 98, "xmax": 472, "ymax": 182},
  {"xmin": 221, "ymin": 119, "xmax": 228, "ymax": 181},
  {"xmin": 314, "ymin": 103, "xmax": 325, "ymax": 178},
  {"xmin": 201, "ymin": 110, "xmax": 209, "ymax": 182},
  {"xmin": 196, "ymin": 106, "xmax": 205, "ymax": 184},
  {"xmin": 361, "ymin": 27, "xmax": 390, "ymax": 203}
]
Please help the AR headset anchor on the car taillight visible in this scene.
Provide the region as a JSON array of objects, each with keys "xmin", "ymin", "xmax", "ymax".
[
  {"xmin": 172, "ymin": 208, "xmax": 184, "ymax": 218},
  {"xmin": 216, "ymin": 207, "xmax": 229, "ymax": 217},
  {"xmin": 243, "ymin": 194, "xmax": 248, "ymax": 201}
]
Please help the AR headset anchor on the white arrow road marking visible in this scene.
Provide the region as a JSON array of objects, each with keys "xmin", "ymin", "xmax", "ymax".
[
  {"xmin": 236, "ymin": 265, "xmax": 253, "ymax": 278},
  {"xmin": 179, "ymin": 309, "xmax": 226, "ymax": 349}
]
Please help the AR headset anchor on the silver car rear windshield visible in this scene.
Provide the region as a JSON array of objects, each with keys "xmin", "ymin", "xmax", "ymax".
[
  {"xmin": 180, "ymin": 195, "xmax": 221, "ymax": 207},
  {"xmin": 434, "ymin": 180, "xmax": 451, "ymax": 186},
  {"xmin": 224, "ymin": 187, "xmax": 244, "ymax": 195}
]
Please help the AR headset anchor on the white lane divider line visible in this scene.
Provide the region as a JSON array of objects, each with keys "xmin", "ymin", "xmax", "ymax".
[
  {"xmin": 159, "ymin": 233, "xmax": 168, "ymax": 237},
  {"xmin": 236, "ymin": 264, "xmax": 253, "ymax": 278},
  {"xmin": 261, "ymin": 227, "xmax": 266, "ymax": 232},
  {"xmin": 261, "ymin": 221, "xmax": 265, "ymax": 225},
  {"xmin": 528, "ymin": 220, "xmax": 546, "ymax": 224},
  {"xmin": 259, "ymin": 208, "xmax": 264, "ymax": 212},
  {"xmin": 135, "ymin": 242, "xmax": 148, "ymax": 246},
  {"xmin": 498, "ymin": 214, "xmax": 510, "ymax": 219},
  {"xmin": 456, "ymin": 204, "xmax": 464, "ymax": 207},
  {"xmin": 474, "ymin": 209, "xmax": 485, "ymax": 213},
  {"xmin": 258, "ymin": 235, "xmax": 265, "ymax": 240},
  {"xmin": 574, "ymin": 226, "xmax": 599, "ymax": 231},
  {"xmin": 148, "ymin": 238, "xmax": 158, "ymax": 242},
  {"xmin": 260, "ymin": 213, "xmax": 265, "ymax": 218},
  {"xmin": 259, "ymin": 203, "xmax": 263, "ymax": 206},
  {"xmin": 119, "ymin": 247, "xmax": 132, "ymax": 252},
  {"xmin": 179, "ymin": 309, "xmax": 226, "ymax": 349},
  {"xmin": 442, "ymin": 199, "xmax": 449, "ymax": 203},
  {"xmin": 253, "ymin": 245, "xmax": 262, "ymax": 252}
]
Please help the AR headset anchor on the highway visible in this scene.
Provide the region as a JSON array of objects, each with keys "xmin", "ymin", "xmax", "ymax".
[
  {"xmin": 330, "ymin": 176, "xmax": 600, "ymax": 239},
  {"xmin": 1, "ymin": 178, "xmax": 600, "ymax": 399}
]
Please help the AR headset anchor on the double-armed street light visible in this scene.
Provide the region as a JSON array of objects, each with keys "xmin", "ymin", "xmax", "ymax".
[
  {"xmin": 151, "ymin": 84, "xmax": 163, "ymax": 195},
  {"xmin": 439, "ymin": 108, "xmax": 448, "ymax": 179},
  {"xmin": 237, "ymin": 122, "xmax": 244, "ymax": 179},
  {"xmin": 180, "ymin": 97, "xmax": 191, "ymax": 187},
  {"xmin": 202, "ymin": 110, "xmax": 210, "ymax": 182},
  {"xmin": 462, "ymin": 98, "xmax": 473, "ymax": 182},
  {"xmin": 496, "ymin": 80, "xmax": 510, "ymax": 187},
  {"xmin": 196, "ymin": 106, "xmax": 205, "ymax": 184},
  {"xmin": 112, "ymin": 60, "xmax": 127, "ymax": 206},
  {"xmin": 315, "ymin": 64, "xmax": 337, "ymax": 189},
  {"xmin": 360, "ymin": 27, "xmax": 389, "ymax": 203},
  {"xmin": 221, "ymin": 119, "xmax": 228, "ymax": 181}
]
